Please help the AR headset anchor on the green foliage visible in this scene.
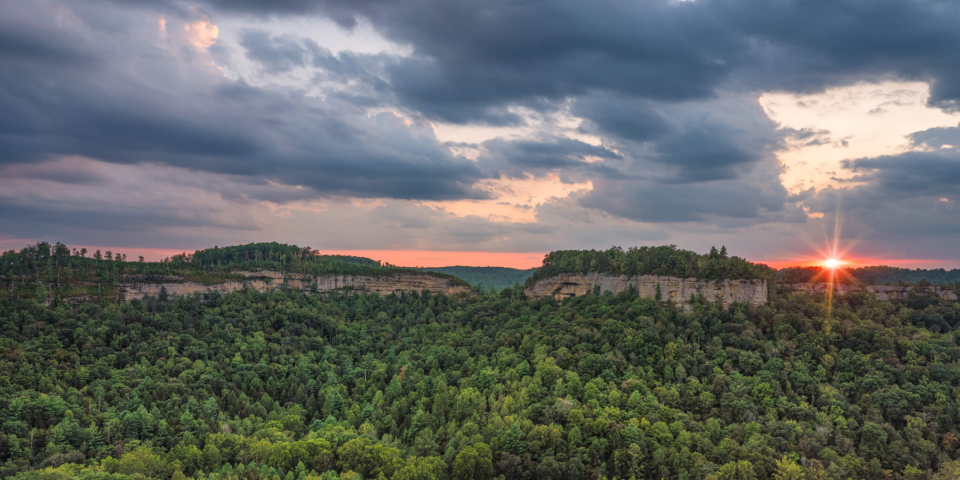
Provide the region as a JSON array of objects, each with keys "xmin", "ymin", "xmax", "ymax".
[
  {"xmin": 425, "ymin": 266, "xmax": 536, "ymax": 290},
  {"xmin": 0, "ymin": 242, "xmax": 467, "ymax": 304},
  {"xmin": 778, "ymin": 264, "xmax": 960, "ymax": 285},
  {"xmin": 2, "ymin": 252, "xmax": 960, "ymax": 479},
  {"xmin": 525, "ymin": 245, "xmax": 773, "ymax": 287},
  {"xmin": 451, "ymin": 443, "xmax": 493, "ymax": 480}
]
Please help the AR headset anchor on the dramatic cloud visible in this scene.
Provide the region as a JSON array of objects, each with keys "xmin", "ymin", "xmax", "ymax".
[
  {"xmin": 240, "ymin": 30, "xmax": 308, "ymax": 72},
  {"xmin": 842, "ymin": 150, "xmax": 960, "ymax": 195},
  {"xmin": 801, "ymin": 141, "xmax": 960, "ymax": 258},
  {"xmin": 909, "ymin": 124, "xmax": 960, "ymax": 150},
  {"xmin": 479, "ymin": 136, "xmax": 622, "ymax": 176},
  {"xmin": 0, "ymin": 2, "xmax": 486, "ymax": 202},
  {"xmin": 3, "ymin": 0, "xmax": 960, "ymax": 264},
  {"xmin": 140, "ymin": 0, "xmax": 960, "ymax": 121}
]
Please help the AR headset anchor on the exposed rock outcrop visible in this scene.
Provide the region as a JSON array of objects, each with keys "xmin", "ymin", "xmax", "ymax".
[
  {"xmin": 524, "ymin": 272, "xmax": 768, "ymax": 307},
  {"xmin": 120, "ymin": 270, "xmax": 470, "ymax": 301},
  {"xmin": 786, "ymin": 283, "xmax": 958, "ymax": 301}
]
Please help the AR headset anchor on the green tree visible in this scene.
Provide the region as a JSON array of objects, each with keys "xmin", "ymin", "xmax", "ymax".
[{"xmin": 452, "ymin": 444, "xmax": 494, "ymax": 480}]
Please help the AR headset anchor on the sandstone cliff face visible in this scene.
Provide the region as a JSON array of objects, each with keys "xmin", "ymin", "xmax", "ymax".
[
  {"xmin": 786, "ymin": 283, "xmax": 958, "ymax": 301},
  {"xmin": 121, "ymin": 270, "xmax": 470, "ymax": 301},
  {"xmin": 524, "ymin": 272, "xmax": 768, "ymax": 307}
]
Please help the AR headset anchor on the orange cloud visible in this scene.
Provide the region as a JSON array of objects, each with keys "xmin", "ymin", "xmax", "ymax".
[
  {"xmin": 422, "ymin": 173, "xmax": 592, "ymax": 223},
  {"xmin": 158, "ymin": 15, "xmax": 166, "ymax": 33},
  {"xmin": 184, "ymin": 18, "xmax": 218, "ymax": 49}
]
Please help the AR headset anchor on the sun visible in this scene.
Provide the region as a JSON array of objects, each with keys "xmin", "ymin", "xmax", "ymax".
[{"xmin": 823, "ymin": 258, "xmax": 843, "ymax": 269}]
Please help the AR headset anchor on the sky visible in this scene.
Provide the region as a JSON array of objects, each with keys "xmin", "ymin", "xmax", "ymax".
[{"xmin": 1, "ymin": 0, "xmax": 959, "ymax": 268}]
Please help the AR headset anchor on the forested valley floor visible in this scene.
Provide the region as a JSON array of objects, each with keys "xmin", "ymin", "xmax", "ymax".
[{"xmin": 3, "ymin": 283, "xmax": 960, "ymax": 480}]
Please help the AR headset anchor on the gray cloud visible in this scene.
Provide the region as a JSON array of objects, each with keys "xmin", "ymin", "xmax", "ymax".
[
  {"xmin": 579, "ymin": 162, "xmax": 801, "ymax": 224},
  {"xmin": 908, "ymin": 124, "xmax": 960, "ymax": 150},
  {"xmin": 572, "ymin": 95, "xmax": 675, "ymax": 143},
  {"xmin": 650, "ymin": 121, "xmax": 769, "ymax": 183},
  {"xmin": 841, "ymin": 150, "xmax": 960, "ymax": 195},
  {"xmin": 0, "ymin": 2, "xmax": 487, "ymax": 202},
  {"xmin": 799, "ymin": 146, "xmax": 960, "ymax": 258},
  {"xmin": 3, "ymin": 0, "xmax": 960, "ymax": 263},
  {"xmin": 480, "ymin": 136, "xmax": 622, "ymax": 177},
  {"xmin": 240, "ymin": 29, "xmax": 308, "ymax": 72},
  {"xmin": 144, "ymin": 0, "xmax": 960, "ymax": 120},
  {"xmin": 572, "ymin": 93, "xmax": 786, "ymax": 190},
  {"xmin": 783, "ymin": 127, "xmax": 834, "ymax": 148}
]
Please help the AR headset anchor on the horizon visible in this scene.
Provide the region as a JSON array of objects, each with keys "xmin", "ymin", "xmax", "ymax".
[
  {"xmin": 2, "ymin": 0, "xmax": 958, "ymax": 277},
  {"xmin": 4, "ymin": 2, "xmax": 960, "ymax": 476},
  {"xmin": 5, "ymin": 239, "xmax": 960, "ymax": 272}
]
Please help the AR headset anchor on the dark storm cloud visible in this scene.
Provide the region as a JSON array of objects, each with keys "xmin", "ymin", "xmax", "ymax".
[
  {"xmin": 238, "ymin": 29, "xmax": 392, "ymax": 85},
  {"xmin": 142, "ymin": 0, "xmax": 960, "ymax": 120},
  {"xmin": 569, "ymin": 94, "xmax": 799, "ymax": 223},
  {"xmin": 306, "ymin": 44, "xmax": 392, "ymax": 93},
  {"xmin": 842, "ymin": 151, "xmax": 960, "ymax": 195},
  {"xmin": 481, "ymin": 137, "xmax": 621, "ymax": 173},
  {"xmin": 6, "ymin": 0, "xmax": 960, "ymax": 249},
  {"xmin": 798, "ymin": 146, "xmax": 960, "ymax": 256},
  {"xmin": 578, "ymin": 160, "xmax": 801, "ymax": 224},
  {"xmin": 0, "ymin": 200, "xmax": 258, "ymax": 234},
  {"xmin": 572, "ymin": 95, "xmax": 674, "ymax": 143},
  {"xmin": 719, "ymin": 0, "xmax": 960, "ymax": 111},
  {"xmin": 239, "ymin": 29, "xmax": 307, "ymax": 72},
  {"xmin": 0, "ymin": 3, "xmax": 487, "ymax": 202},
  {"xmin": 908, "ymin": 124, "xmax": 960, "ymax": 150},
  {"xmin": 0, "ymin": 25, "xmax": 95, "ymax": 65},
  {"xmin": 571, "ymin": 95, "xmax": 783, "ymax": 186},
  {"xmin": 650, "ymin": 122, "xmax": 769, "ymax": 183}
]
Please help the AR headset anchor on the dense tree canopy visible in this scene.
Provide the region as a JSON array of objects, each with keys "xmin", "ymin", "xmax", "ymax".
[
  {"xmin": 778, "ymin": 266, "xmax": 960, "ymax": 286},
  {"xmin": 0, "ymin": 242, "xmax": 466, "ymax": 305},
  {"xmin": 2, "ymin": 268, "xmax": 960, "ymax": 479},
  {"xmin": 4, "ymin": 242, "xmax": 960, "ymax": 479},
  {"xmin": 425, "ymin": 268, "xmax": 536, "ymax": 292},
  {"xmin": 525, "ymin": 246, "xmax": 772, "ymax": 287}
]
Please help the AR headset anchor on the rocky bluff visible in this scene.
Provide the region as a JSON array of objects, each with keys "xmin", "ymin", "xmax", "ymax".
[
  {"xmin": 524, "ymin": 272, "xmax": 768, "ymax": 307},
  {"xmin": 121, "ymin": 269, "xmax": 470, "ymax": 301}
]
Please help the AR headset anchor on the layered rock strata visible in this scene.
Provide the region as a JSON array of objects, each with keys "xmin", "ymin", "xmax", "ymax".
[
  {"xmin": 524, "ymin": 272, "xmax": 768, "ymax": 307},
  {"xmin": 120, "ymin": 270, "xmax": 470, "ymax": 301}
]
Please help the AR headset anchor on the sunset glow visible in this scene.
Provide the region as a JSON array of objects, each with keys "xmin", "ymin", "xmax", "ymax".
[
  {"xmin": 4, "ymin": 0, "xmax": 960, "ymax": 277},
  {"xmin": 322, "ymin": 250, "xmax": 546, "ymax": 269},
  {"xmin": 823, "ymin": 258, "xmax": 844, "ymax": 269}
]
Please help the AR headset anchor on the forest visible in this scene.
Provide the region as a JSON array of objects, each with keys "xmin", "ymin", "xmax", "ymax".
[
  {"xmin": 0, "ymin": 242, "xmax": 466, "ymax": 305},
  {"xmin": 425, "ymin": 268, "xmax": 536, "ymax": 292},
  {"xmin": 3, "ymin": 242, "xmax": 960, "ymax": 480},
  {"xmin": 3, "ymin": 267, "xmax": 960, "ymax": 478},
  {"xmin": 527, "ymin": 247, "xmax": 960, "ymax": 288},
  {"xmin": 777, "ymin": 266, "xmax": 960, "ymax": 287},
  {"xmin": 524, "ymin": 246, "xmax": 772, "ymax": 287}
]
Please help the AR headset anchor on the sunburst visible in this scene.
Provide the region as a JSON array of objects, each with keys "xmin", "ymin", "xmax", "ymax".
[
  {"xmin": 823, "ymin": 258, "xmax": 843, "ymax": 269},
  {"xmin": 797, "ymin": 199, "xmax": 866, "ymax": 314}
]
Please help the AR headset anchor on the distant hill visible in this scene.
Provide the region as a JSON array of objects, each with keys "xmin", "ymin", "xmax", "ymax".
[
  {"xmin": 0, "ymin": 241, "xmax": 470, "ymax": 303},
  {"xmin": 778, "ymin": 265, "xmax": 960, "ymax": 285},
  {"xmin": 524, "ymin": 245, "xmax": 772, "ymax": 287},
  {"xmin": 425, "ymin": 266, "xmax": 535, "ymax": 290}
]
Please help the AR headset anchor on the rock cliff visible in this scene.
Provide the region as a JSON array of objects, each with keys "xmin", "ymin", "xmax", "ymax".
[
  {"xmin": 120, "ymin": 270, "xmax": 471, "ymax": 301},
  {"xmin": 786, "ymin": 283, "xmax": 958, "ymax": 301},
  {"xmin": 524, "ymin": 272, "xmax": 768, "ymax": 307}
]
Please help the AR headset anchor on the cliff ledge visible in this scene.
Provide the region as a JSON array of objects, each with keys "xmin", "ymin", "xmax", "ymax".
[{"xmin": 525, "ymin": 272, "xmax": 768, "ymax": 307}]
